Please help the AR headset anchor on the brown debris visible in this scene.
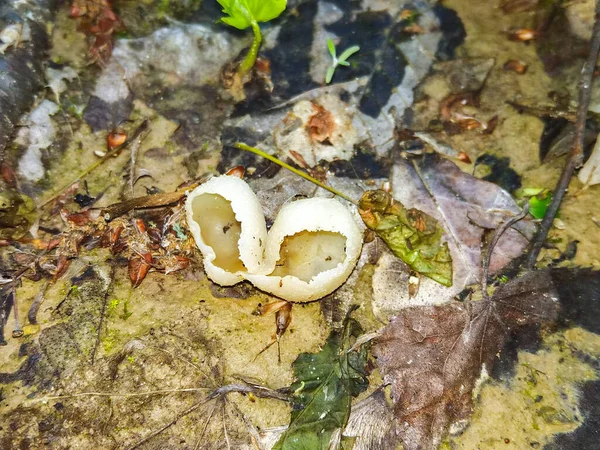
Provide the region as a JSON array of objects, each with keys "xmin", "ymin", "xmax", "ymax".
[
  {"xmin": 507, "ymin": 28, "xmax": 538, "ymax": 42},
  {"xmin": 70, "ymin": 0, "xmax": 123, "ymax": 65},
  {"xmin": 306, "ymin": 102, "xmax": 336, "ymax": 144},
  {"xmin": 503, "ymin": 59, "xmax": 528, "ymax": 74},
  {"xmin": 128, "ymin": 252, "xmax": 152, "ymax": 288},
  {"xmin": 107, "ymin": 130, "xmax": 127, "ymax": 150},
  {"xmin": 225, "ymin": 166, "xmax": 246, "ymax": 178}
]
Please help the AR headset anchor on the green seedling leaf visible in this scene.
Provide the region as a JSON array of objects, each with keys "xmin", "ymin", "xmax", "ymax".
[
  {"xmin": 217, "ymin": 0, "xmax": 286, "ymax": 77},
  {"xmin": 515, "ymin": 187, "xmax": 553, "ymax": 220},
  {"xmin": 528, "ymin": 190, "xmax": 552, "ymax": 220},
  {"xmin": 327, "ymin": 38, "xmax": 336, "ymax": 59},
  {"xmin": 358, "ymin": 189, "xmax": 453, "ymax": 286},
  {"xmin": 325, "ymin": 66, "xmax": 336, "ymax": 84},
  {"xmin": 325, "ymin": 41, "xmax": 360, "ymax": 84},
  {"xmin": 274, "ymin": 312, "xmax": 370, "ymax": 450},
  {"xmin": 338, "ymin": 45, "xmax": 360, "ymax": 62},
  {"xmin": 518, "ymin": 187, "xmax": 544, "ymax": 197},
  {"xmin": 217, "ymin": 0, "xmax": 286, "ymax": 29}
]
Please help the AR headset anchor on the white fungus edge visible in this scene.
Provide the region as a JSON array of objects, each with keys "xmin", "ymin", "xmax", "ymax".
[
  {"xmin": 185, "ymin": 175, "xmax": 268, "ymax": 286},
  {"xmin": 186, "ymin": 177, "xmax": 363, "ymax": 302},
  {"xmin": 244, "ymin": 198, "xmax": 363, "ymax": 303}
]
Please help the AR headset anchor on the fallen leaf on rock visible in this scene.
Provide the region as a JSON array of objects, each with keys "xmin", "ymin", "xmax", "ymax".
[
  {"xmin": 373, "ymin": 270, "xmax": 560, "ymax": 450},
  {"xmin": 359, "ymin": 189, "xmax": 453, "ymax": 286},
  {"xmin": 372, "ymin": 153, "xmax": 536, "ymax": 317}
]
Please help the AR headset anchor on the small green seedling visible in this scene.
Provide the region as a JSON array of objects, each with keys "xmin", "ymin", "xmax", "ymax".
[
  {"xmin": 216, "ymin": 0, "xmax": 287, "ymax": 77},
  {"xmin": 325, "ymin": 38, "xmax": 360, "ymax": 84},
  {"xmin": 515, "ymin": 187, "xmax": 553, "ymax": 220}
]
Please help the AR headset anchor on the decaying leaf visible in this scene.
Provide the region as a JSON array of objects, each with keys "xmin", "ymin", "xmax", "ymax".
[
  {"xmin": 370, "ymin": 153, "xmax": 537, "ymax": 314},
  {"xmin": 373, "ymin": 270, "xmax": 560, "ymax": 450},
  {"xmin": 359, "ymin": 189, "xmax": 453, "ymax": 287},
  {"xmin": 274, "ymin": 312, "xmax": 370, "ymax": 450},
  {"xmin": 128, "ymin": 253, "xmax": 152, "ymax": 288}
]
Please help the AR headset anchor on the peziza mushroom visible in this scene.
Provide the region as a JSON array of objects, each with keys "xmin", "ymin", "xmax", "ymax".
[{"xmin": 185, "ymin": 175, "xmax": 362, "ymax": 302}]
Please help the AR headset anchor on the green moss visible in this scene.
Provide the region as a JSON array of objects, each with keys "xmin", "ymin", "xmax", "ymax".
[{"xmin": 102, "ymin": 328, "xmax": 122, "ymax": 354}]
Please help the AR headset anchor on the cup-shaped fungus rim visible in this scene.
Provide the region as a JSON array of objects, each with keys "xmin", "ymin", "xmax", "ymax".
[
  {"xmin": 185, "ymin": 175, "xmax": 268, "ymax": 286},
  {"xmin": 245, "ymin": 197, "xmax": 362, "ymax": 302}
]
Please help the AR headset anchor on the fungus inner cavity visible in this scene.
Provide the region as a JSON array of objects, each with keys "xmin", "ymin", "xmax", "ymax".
[
  {"xmin": 271, "ymin": 231, "xmax": 347, "ymax": 282},
  {"xmin": 192, "ymin": 193, "xmax": 244, "ymax": 272}
]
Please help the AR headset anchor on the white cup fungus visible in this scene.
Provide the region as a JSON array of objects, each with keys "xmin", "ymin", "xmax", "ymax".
[
  {"xmin": 185, "ymin": 175, "xmax": 268, "ymax": 286},
  {"xmin": 185, "ymin": 175, "xmax": 362, "ymax": 302}
]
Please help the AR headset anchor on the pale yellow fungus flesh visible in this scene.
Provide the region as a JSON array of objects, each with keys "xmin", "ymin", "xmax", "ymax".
[
  {"xmin": 271, "ymin": 231, "xmax": 347, "ymax": 282},
  {"xmin": 191, "ymin": 193, "xmax": 244, "ymax": 273}
]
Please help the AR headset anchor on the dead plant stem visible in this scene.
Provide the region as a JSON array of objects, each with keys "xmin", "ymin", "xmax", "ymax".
[{"xmin": 526, "ymin": 0, "xmax": 600, "ymax": 268}]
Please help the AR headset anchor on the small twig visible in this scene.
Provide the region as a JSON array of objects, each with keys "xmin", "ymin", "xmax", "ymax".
[
  {"xmin": 526, "ymin": 0, "xmax": 600, "ymax": 268},
  {"xmin": 481, "ymin": 205, "xmax": 530, "ymax": 301},
  {"xmin": 128, "ymin": 125, "xmax": 150, "ymax": 197},
  {"xmin": 234, "ymin": 142, "xmax": 356, "ymax": 204},
  {"xmin": 36, "ymin": 387, "xmax": 212, "ymax": 402},
  {"xmin": 127, "ymin": 397, "xmax": 212, "ymax": 450},
  {"xmin": 27, "ymin": 279, "xmax": 50, "ymax": 325},
  {"xmin": 11, "ymin": 283, "xmax": 23, "ymax": 338},
  {"xmin": 222, "ymin": 401, "xmax": 231, "ymax": 450},
  {"xmin": 100, "ymin": 189, "xmax": 192, "ymax": 221},
  {"xmin": 193, "ymin": 399, "xmax": 220, "ymax": 450},
  {"xmin": 206, "ymin": 383, "xmax": 290, "ymax": 402},
  {"xmin": 506, "ymin": 101, "xmax": 576, "ymax": 121},
  {"xmin": 127, "ymin": 382, "xmax": 289, "ymax": 449}
]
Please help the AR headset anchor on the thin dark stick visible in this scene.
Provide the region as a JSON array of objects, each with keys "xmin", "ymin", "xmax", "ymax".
[
  {"xmin": 11, "ymin": 283, "xmax": 23, "ymax": 337},
  {"xmin": 526, "ymin": 0, "xmax": 600, "ymax": 268},
  {"xmin": 127, "ymin": 397, "xmax": 211, "ymax": 450},
  {"xmin": 100, "ymin": 188, "xmax": 195, "ymax": 221},
  {"xmin": 27, "ymin": 279, "xmax": 50, "ymax": 325},
  {"xmin": 482, "ymin": 205, "xmax": 530, "ymax": 301},
  {"xmin": 126, "ymin": 383, "xmax": 289, "ymax": 449}
]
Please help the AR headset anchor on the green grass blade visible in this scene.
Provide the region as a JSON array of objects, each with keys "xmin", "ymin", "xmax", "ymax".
[{"xmin": 233, "ymin": 142, "xmax": 356, "ymax": 204}]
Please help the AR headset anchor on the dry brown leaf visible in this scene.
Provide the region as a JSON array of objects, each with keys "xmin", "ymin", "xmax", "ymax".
[{"xmin": 373, "ymin": 270, "xmax": 560, "ymax": 449}]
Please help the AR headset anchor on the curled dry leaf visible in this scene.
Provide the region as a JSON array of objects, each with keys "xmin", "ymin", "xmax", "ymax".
[
  {"xmin": 373, "ymin": 270, "xmax": 560, "ymax": 450},
  {"xmin": 128, "ymin": 252, "xmax": 152, "ymax": 288}
]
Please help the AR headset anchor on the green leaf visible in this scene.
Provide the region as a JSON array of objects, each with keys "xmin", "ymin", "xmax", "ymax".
[
  {"xmin": 528, "ymin": 190, "xmax": 552, "ymax": 220},
  {"xmin": 338, "ymin": 45, "xmax": 360, "ymax": 62},
  {"xmin": 337, "ymin": 60, "xmax": 350, "ymax": 67},
  {"xmin": 358, "ymin": 189, "xmax": 453, "ymax": 286},
  {"xmin": 325, "ymin": 66, "xmax": 336, "ymax": 84},
  {"xmin": 217, "ymin": 0, "xmax": 287, "ymax": 30},
  {"xmin": 327, "ymin": 38, "xmax": 337, "ymax": 59},
  {"xmin": 274, "ymin": 314, "xmax": 370, "ymax": 450}
]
